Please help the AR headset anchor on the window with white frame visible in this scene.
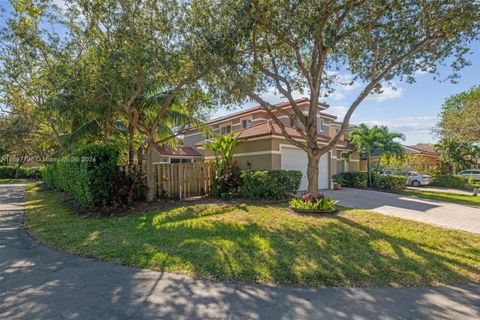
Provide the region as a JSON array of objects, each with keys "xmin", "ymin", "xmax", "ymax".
[
  {"xmin": 220, "ymin": 124, "xmax": 231, "ymax": 135},
  {"xmin": 241, "ymin": 118, "xmax": 252, "ymax": 128}
]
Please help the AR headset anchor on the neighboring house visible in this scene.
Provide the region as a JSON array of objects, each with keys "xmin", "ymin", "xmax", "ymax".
[
  {"xmin": 363, "ymin": 143, "xmax": 450, "ymax": 173},
  {"xmin": 183, "ymin": 98, "xmax": 360, "ymax": 190},
  {"xmin": 403, "ymin": 144, "xmax": 449, "ymax": 173},
  {"xmin": 152, "ymin": 145, "xmax": 203, "ymax": 164}
]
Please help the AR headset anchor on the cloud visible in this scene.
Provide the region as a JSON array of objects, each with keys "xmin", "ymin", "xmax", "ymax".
[
  {"xmin": 367, "ymin": 83, "xmax": 405, "ymax": 102},
  {"xmin": 363, "ymin": 116, "xmax": 438, "ymax": 134},
  {"xmin": 327, "ymin": 106, "xmax": 348, "ymax": 120},
  {"xmin": 327, "ymin": 91, "xmax": 346, "ymax": 101}
]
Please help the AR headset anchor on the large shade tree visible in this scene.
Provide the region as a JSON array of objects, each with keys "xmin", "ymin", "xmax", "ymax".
[
  {"xmin": 193, "ymin": 0, "xmax": 480, "ymax": 194},
  {"xmin": 438, "ymin": 86, "xmax": 480, "ymax": 144}
]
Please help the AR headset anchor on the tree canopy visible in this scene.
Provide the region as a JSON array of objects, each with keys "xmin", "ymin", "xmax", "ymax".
[
  {"xmin": 191, "ymin": 0, "xmax": 480, "ymax": 193},
  {"xmin": 0, "ymin": 0, "xmax": 479, "ymax": 196},
  {"xmin": 438, "ymin": 86, "xmax": 480, "ymax": 144}
]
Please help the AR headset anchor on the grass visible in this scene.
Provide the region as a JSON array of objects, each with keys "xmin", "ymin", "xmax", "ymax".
[
  {"xmin": 405, "ymin": 190, "xmax": 480, "ymax": 207},
  {"xmin": 0, "ymin": 178, "xmax": 15, "ymax": 183},
  {"xmin": 24, "ymin": 184, "xmax": 480, "ymax": 288}
]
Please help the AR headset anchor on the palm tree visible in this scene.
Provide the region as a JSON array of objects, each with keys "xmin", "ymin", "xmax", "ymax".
[
  {"xmin": 133, "ymin": 88, "xmax": 210, "ymax": 200},
  {"xmin": 376, "ymin": 126, "xmax": 405, "ymax": 166},
  {"xmin": 434, "ymin": 139, "xmax": 479, "ymax": 173},
  {"xmin": 349, "ymin": 124, "xmax": 381, "ymax": 187},
  {"xmin": 203, "ymin": 132, "xmax": 241, "ymax": 171}
]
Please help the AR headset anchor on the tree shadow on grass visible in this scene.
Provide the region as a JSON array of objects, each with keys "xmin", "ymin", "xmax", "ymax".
[
  {"xmin": 4, "ymin": 184, "xmax": 480, "ymax": 320},
  {"xmin": 129, "ymin": 204, "xmax": 480, "ymax": 287}
]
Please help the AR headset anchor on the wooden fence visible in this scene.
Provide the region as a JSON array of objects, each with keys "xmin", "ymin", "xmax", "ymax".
[{"xmin": 121, "ymin": 162, "xmax": 215, "ymax": 200}]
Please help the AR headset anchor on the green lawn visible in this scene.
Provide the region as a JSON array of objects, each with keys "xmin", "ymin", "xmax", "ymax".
[
  {"xmin": 25, "ymin": 184, "xmax": 480, "ymax": 287},
  {"xmin": 0, "ymin": 178, "xmax": 15, "ymax": 183},
  {"xmin": 405, "ymin": 190, "xmax": 480, "ymax": 207}
]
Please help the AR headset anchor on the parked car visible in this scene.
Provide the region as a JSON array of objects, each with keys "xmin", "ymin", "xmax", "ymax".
[
  {"xmin": 458, "ymin": 169, "xmax": 480, "ymax": 181},
  {"xmin": 406, "ymin": 171, "xmax": 432, "ymax": 187}
]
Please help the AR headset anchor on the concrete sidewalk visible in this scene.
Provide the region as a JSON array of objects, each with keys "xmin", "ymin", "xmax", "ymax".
[{"xmin": 1, "ymin": 183, "xmax": 480, "ymax": 320}]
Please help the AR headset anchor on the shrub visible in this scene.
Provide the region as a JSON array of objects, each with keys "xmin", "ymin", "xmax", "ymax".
[
  {"xmin": 111, "ymin": 169, "xmax": 146, "ymax": 208},
  {"xmin": 240, "ymin": 170, "xmax": 302, "ymax": 200},
  {"xmin": 289, "ymin": 193, "xmax": 337, "ymax": 211},
  {"xmin": 332, "ymin": 172, "xmax": 369, "ymax": 188},
  {"xmin": 0, "ymin": 166, "xmax": 41, "ymax": 179},
  {"xmin": 374, "ymin": 174, "xmax": 406, "ymax": 192},
  {"xmin": 41, "ymin": 144, "xmax": 120, "ymax": 208},
  {"xmin": 211, "ymin": 163, "xmax": 243, "ymax": 199},
  {"xmin": 431, "ymin": 174, "xmax": 470, "ymax": 190}
]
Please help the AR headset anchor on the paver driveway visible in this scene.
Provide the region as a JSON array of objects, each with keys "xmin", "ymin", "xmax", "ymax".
[
  {"xmin": 323, "ymin": 188, "xmax": 480, "ymax": 234},
  {"xmin": 1, "ymin": 183, "xmax": 480, "ymax": 320}
]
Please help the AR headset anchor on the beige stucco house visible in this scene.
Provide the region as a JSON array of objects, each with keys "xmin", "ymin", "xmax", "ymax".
[{"xmin": 182, "ymin": 98, "xmax": 360, "ymax": 190}]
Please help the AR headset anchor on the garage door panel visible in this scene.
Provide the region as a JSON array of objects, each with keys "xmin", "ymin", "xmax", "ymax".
[{"xmin": 281, "ymin": 148, "xmax": 329, "ymax": 191}]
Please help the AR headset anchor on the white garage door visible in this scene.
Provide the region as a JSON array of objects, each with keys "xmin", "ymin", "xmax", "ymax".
[{"xmin": 281, "ymin": 147, "xmax": 329, "ymax": 191}]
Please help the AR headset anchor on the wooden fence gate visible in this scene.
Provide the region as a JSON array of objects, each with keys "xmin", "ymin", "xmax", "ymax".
[
  {"xmin": 122, "ymin": 162, "xmax": 215, "ymax": 200},
  {"xmin": 154, "ymin": 162, "xmax": 215, "ymax": 199}
]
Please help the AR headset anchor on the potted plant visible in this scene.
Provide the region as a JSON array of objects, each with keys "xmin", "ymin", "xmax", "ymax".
[
  {"xmin": 289, "ymin": 193, "xmax": 338, "ymax": 214},
  {"xmin": 332, "ymin": 176, "xmax": 343, "ymax": 190}
]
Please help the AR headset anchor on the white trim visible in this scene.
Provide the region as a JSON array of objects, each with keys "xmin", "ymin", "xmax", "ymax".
[
  {"xmin": 205, "ymin": 149, "xmax": 281, "ymax": 160},
  {"xmin": 183, "ymin": 131, "xmax": 202, "ymax": 138},
  {"xmin": 245, "ymin": 134, "xmax": 348, "ymax": 148},
  {"xmin": 206, "ymin": 101, "xmax": 313, "ymax": 125},
  {"xmin": 331, "ymin": 156, "xmax": 337, "ymax": 159},
  {"xmin": 153, "ymin": 150, "xmax": 203, "ymax": 159},
  {"xmin": 350, "ymin": 159, "xmax": 360, "ymax": 162}
]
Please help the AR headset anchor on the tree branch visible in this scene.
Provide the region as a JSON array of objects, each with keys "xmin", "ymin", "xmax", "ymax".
[
  {"xmin": 320, "ymin": 35, "xmax": 440, "ymax": 153},
  {"xmin": 246, "ymin": 91, "xmax": 307, "ymax": 151}
]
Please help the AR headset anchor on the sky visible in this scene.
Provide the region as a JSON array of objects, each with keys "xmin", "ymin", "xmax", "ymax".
[{"xmin": 1, "ymin": 0, "xmax": 479, "ymax": 145}]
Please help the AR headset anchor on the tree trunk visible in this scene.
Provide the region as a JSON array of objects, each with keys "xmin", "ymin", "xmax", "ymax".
[
  {"xmin": 137, "ymin": 145, "xmax": 144, "ymax": 169},
  {"xmin": 145, "ymin": 141, "xmax": 156, "ymax": 202},
  {"xmin": 306, "ymin": 152, "xmax": 321, "ymax": 194},
  {"xmin": 127, "ymin": 122, "xmax": 135, "ymax": 171},
  {"xmin": 14, "ymin": 165, "xmax": 20, "ymax": 179},
  {"xmin": 367, "ymin": 153, "xmax": 372, "ymax": 187}
]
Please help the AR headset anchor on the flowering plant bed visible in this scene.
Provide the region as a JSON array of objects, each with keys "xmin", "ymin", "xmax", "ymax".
[{"xmin": 289, "ymin": 193, "xmax": 338, "ymax": 214}]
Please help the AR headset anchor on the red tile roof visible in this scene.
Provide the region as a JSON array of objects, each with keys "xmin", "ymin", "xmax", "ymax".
[
  {"xmin": 228, "ymin": 120, "xmax": 348, "ymax": 146},
  {"xmin": 154, "ymin": 146, "xmax": 202, "ymax": 157},
  {"xmin": 404, "ymin": 144, "xmax": 439, "ymax": 156},
  {"xmin": 206, "ymin": 98, "xmax": 334, "ymax": 125}
]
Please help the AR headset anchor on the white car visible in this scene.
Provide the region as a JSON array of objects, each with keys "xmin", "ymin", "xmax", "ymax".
[
  {"xmin": 406, "ymin": 172, "xmax": 432, "ymax": 187},
  {"xmin": 458, "ymin": 169, "xmax": 480, "ymax": 181}
]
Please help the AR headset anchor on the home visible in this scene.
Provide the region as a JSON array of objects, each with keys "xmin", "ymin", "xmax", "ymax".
[
  {"xmin": 363, "ymin": 143, "xmax": 450, "ymax": 173},
  {"xmin": 182, "ymin": 98, "xmax": 361, "ymax": 190},
  {"xmin": 402, "ymin": 144, "xmax": 448, "ymax": 172}
]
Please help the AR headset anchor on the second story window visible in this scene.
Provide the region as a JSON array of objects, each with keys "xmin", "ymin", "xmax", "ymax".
[
  {"xmin": 241, "ymin": 118, "xmax": 252, "ymax": 128},
  {"xmin": 317, "ymin": 118, "xmax": 325, "ymax": 133},
  {"xmin": 220, "ymin": 125, "xmax": 231, "ymax": 135},
  {"xmin": 289, "ymin": 115, "xmax": 296, "ymax": 128}
]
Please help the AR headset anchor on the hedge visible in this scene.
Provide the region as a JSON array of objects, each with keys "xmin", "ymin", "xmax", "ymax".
[
  {"xmin": 0, "ymin": 166, "xmax": 41, "ymax": 179},
  {"xmin": 240, "ymin": 170, "xmax": 302, "ymax": 200},
  {"xmin": 431, "ymin": 174, "xmax": 471, "ymax": 190},
  {"xmin": 332, "ymin": 172, "xmax": 369, "ymax": 188},
  {"xmin": 41, "ymin": 144, "xmax": 120, "ymax": 208},
  {"xmin": 374, "ymin": 174, "xmax": 407, "ymax": 192}
]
